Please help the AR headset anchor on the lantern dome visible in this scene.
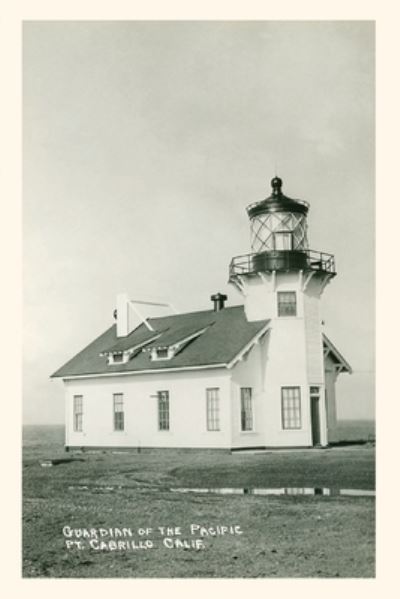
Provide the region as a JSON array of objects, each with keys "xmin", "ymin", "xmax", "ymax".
[{"xmin": 246, "ymin": 177, "xmax": 309, "ymax": 220}]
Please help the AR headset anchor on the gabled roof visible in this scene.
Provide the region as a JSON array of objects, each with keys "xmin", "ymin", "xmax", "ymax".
[
  {"xmin": 51, "ymin": 306, "xmax": 270, "ymax": 379},
  {"xmin": 142, "ymin": 322, "xmax": 212, "ymax": 351},
  {"xmin": 323, "ymin": 333, "xmax": 352, "ymax": 373}
]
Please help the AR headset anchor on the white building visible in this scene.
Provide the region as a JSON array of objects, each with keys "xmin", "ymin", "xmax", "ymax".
[{"xmin": 52, "ymin": 177, "xmax": 351, "ymax": 450}]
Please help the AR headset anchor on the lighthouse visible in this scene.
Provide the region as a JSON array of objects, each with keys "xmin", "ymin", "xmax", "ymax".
[
  {"xmin": 53, "ymin": 174, "xmax": 351, "ymax": 451},
  {"xmin": 229, "ymin": 177, "xmax": 337, "ymax": 447}
]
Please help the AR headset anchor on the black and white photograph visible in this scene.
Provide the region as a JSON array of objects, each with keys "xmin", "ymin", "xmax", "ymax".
[{"xmin": 22, "ymin": 19, "xmax": 375, "ymax": 579}]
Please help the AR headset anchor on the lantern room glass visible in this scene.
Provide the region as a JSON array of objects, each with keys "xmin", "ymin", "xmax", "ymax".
[{"xmin": 250, "ymin": 212, "xmax": 308, "ymax": 254}]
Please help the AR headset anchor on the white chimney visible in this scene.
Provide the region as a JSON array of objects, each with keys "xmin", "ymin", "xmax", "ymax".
[{"xmin": 116, "ymin": 293, "xmax": 130, "ymax": 337}]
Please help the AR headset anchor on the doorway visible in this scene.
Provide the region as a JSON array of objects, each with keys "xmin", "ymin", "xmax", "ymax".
[{"xmin": 310, "ymin": 386, "xmax": 321, "ymax": 446}]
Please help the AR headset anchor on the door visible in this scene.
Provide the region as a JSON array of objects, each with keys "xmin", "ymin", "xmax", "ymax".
[{"xmin": 310, "ymin": 387, "xmax": 321, "ymax": 446}]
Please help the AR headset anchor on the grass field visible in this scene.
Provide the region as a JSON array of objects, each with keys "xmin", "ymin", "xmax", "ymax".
[{"xmin": 22, "ymin": 425, "xmax": 375, "ymax": 578}]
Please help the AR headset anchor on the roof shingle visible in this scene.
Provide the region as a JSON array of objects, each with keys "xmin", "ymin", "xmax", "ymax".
[{"xmin": 51, "ymin": 305, "xmax": 269, "ymax": 378}]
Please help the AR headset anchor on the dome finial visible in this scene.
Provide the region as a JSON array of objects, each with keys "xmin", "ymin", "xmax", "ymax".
[{"xmin": 271, "ymin": 176, "xmax": 282, "ymax": 196}]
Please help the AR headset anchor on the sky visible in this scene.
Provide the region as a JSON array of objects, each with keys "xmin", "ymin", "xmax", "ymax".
[{"xmin": 23, "ymin": 20, "xmax": 375, "ymax": 424}]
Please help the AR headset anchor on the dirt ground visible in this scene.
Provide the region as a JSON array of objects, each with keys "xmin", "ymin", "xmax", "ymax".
[{"xmin": 22, "ymin": 426, "xmax": 375, "ymax": 578}]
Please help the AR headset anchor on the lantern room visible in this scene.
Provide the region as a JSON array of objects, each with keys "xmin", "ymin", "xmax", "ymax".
[
  {"xmin": 247, "ymin": 177, "xmax": 309, "ymax": 253},
  {"xmin": 229, "ymin": 177, "xmax": 336, "ymax": 281}
]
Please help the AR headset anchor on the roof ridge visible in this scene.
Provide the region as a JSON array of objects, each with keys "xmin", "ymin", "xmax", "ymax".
[{"xmin": 147, "ymin": 304, "xmax": 244, "ymax": 322}]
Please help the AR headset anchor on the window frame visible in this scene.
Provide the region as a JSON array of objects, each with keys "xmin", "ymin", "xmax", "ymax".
[
  {"xmin": 240, "ymin": 387, "xmax": 254, "ymax": 432},
  {"xmin": 277, "ymin": 291, "xmax": 297, "ymax": 317},
  {"xmin": 157, "ymin": 390, "xmax": 170, "ymax": 431},
  {"xmin": 113, "ymin": 393, "xmax": 124, "ymax": 431},
  {"xmin": 206, "ymin": 387, "xmax": 220, "ymax": 431},
  {"xmin": 73, "ymin": 395, "xmax": 83, "ymax": 432},
  {"xmin": 281, "ymin": 386, "xmax": 302, "ymax": 430},
  {"xmin": 273, "ymin": 231, "xmax": 293, "ymax": 251}
]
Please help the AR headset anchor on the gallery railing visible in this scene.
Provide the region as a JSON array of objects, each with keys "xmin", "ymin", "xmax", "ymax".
[{"xmin": 229, "ymin": 249, "xmax": 336, "ymax": 279}]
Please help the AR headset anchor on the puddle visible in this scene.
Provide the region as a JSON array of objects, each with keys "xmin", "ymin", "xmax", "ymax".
[
  {"xmin": 339, "ymin": 489, "xmax": 375, "ymax": 497},
  {"xmin": 170, "ymin": 487, "xmax": 375, "ymax": 497},
  {"xmin": 66, "ymin": 484, "xmax": 375, "ymax": 498},
  {"xmin": 40, "ymin": 458, "xmax": 85, "ymax": 467},
  {"xmin": 68, "ymin": 485, "xmax": 122, "ymax": 492}
]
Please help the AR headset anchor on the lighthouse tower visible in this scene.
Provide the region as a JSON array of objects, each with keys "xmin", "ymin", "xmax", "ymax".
[{"xmin": 229, "ymin": 177, "xmax": 336, "ymax": 447}]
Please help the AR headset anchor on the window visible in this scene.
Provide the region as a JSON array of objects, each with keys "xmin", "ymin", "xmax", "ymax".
[
  {"xmin": 108, "ymin": 352, "xmax": 129, "ymax": 365},
  {"xmin": 274, "ymin": 231, "xmax": 292, "ymax": 250},
  {"xmin": 277, "ymin": 291, "xmax": 297, "ymax": 316},
  {"xmin": 240, "ymin": 388, "xmax": 253, "ymax": 431},
  {"xmin": 206, "ymin": 388, "xmax": 220, "ymax": 431},
  {"xmin": 158, "ymin": 391, "xmax": 170, "ymax": 431},
  {"xmin": 113, "ymin": 393, "xmax": 124, "ymax": 431},
  {"xmin": 281, "ymin": 387, "xmax": 302, "ymax": 429},
  {"xmin": 151, "ymin": 347, "xmax": 171, "ymax": 361},
  {"xmin": 73, "ymin": 395, "xmax": 83, "ymax": 432}
]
